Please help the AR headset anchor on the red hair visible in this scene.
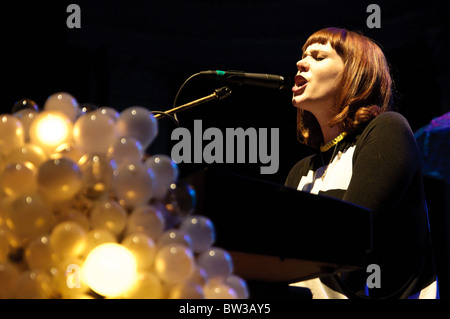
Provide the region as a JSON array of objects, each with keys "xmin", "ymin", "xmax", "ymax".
[{"xmin": 297, "ymin": 27, "xmax": 393, "ymax": 149}]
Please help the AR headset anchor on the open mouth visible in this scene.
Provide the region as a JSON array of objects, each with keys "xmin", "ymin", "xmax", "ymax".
[{"xmin": 292, "ymin": 74, "xmax": 308, "ymax": 93}]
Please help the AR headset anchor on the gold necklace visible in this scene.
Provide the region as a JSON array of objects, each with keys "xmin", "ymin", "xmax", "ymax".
[
  {"xmin": 320, "ymin": 143, "xmax": 339, "ymax": 181},
  {"xmin": 319, "ymin": 132, "xmax": 347, "ymax": 181},
  {"xmin": 320, "ymin": 132, "xmax": 348, "ymax": 152}
]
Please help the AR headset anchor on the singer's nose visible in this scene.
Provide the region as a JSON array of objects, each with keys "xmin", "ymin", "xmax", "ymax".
[{"xmin": 296, "ymin": 59, "xmax": 309, "ymax": 72}]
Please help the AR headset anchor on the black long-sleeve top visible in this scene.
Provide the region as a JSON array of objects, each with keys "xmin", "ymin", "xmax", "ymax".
[{"xmin": 285, "ymin": 111, "xmax": 435, "ymax": 298}]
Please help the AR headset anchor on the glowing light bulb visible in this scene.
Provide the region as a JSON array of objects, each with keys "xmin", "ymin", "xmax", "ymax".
[
  {"xmin": 29, "ymin": 111, "xmax": 73, "ymax": 154},
  {"xmin": 43, "ymin": 92, "xmax": 79, "ymax": 122},
  {"xmin": 0, "ymin": 91, "xmax": 250, "ymax": 299},
  {"xmin": 82, "ymin": 243, "xmax": 138, "ymax": 298}
]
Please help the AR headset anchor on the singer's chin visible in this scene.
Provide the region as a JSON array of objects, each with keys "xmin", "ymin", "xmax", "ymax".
[{"xmin": 292, "ymin": 95, "xmax": 303, "ymax": 108}]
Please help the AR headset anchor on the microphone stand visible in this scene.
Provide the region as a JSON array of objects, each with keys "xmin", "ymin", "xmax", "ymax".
[{"xmin": 153, "ymin": 86, "xmax": 232, "ymax": 121}]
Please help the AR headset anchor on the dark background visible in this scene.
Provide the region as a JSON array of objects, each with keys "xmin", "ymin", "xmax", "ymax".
[
  {"xmin": 1, "ymin": 0, "xmax": 449, "ymax": 296},
  {"xmin": 1, "ymin": 0, "xmax": 448, "ymax": 183}
]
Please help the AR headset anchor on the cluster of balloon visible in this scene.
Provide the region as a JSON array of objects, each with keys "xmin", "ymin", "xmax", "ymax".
[{"xmin": 0, "ymin": 92, "xmax": 249, "ymax": 299}]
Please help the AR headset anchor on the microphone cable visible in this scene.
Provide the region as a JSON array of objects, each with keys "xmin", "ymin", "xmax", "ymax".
[
  {"xmin": 150, "ymin": 72, "xmax": 203, "ymax": 126},
  {"xmin": 170, "ymin": 72, "xmax": 204, "ymax": 124}
]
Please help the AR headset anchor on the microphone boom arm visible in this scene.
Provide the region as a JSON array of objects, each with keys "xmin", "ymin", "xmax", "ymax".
[{"xmin": 153, "ymin": 86, "xmax": 232, "ymax": 120}]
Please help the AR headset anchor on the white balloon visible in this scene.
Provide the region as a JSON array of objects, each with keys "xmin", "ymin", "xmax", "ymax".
[
  {"xmin": 196, "ymin": 247, "xmax": 234, "ymax": 279},
  {"xmin": 121, "ymin": 233, "xmax": 156, "ymax": 270},
  {"xmin": 112, "ymin": 161, "xmax": 154, "ymax": 208},
  {"xmin": 116, "ymin": 106, "xmax": 158, "ymax": 149},
  {"xmin": 156, "ymin": 229, "xmax": 192, "ymax": 250},
  {"xmin": 169, "ymin": 280, "xmax": 204, "ymax": 299},
  {"xmin": 145, "ymin": 155, "xmax": 178, "ymax": 200},
  {"xmin": 126, "ymin": 205, "xmax": 165, "ymax": 240},
  {"xmin": 43, "ymin": 92, "xmax": 79, "ymax": 122},
  {"xmin": 107, "ymin": 137, "xmax": 144, "ymax": 165},
  {"xmin": 37, "ymin": 158, "xmax": 83, "ymax": 202},
  {"xmin": 203, "ymin": 279, "xmax": 237, "ymax": 299},
  {"xmin": 78, "ymin": 153, "xmax": 114, "ymax": 199},
  {"xmin": 0, "ymin": 115, "xmax": 24, "ymax": 157},
  {"xmin": 14, "ymin": 109, "xmax": 37, "ymax": 142},
  {"xmin": 154, "ymin": 244, "xmax": 195, "ymax": 285},
  {"xmin": 73, "ymin": 113, "xmax": 116, "ymax": 154},
  {"xmin": 94, "ymin": 107, "xmax": 120, "ymax": 122},
  {"xmin": 90, "ymin": 199, "xmax": 127, "ymax": 236},
  {"xmin": 179, "ymin": 215, "xmax": 215, "ymax": 253},
  {"xmin": 225, "ymin": 275, "xmax": 249, "ymax": 299}
]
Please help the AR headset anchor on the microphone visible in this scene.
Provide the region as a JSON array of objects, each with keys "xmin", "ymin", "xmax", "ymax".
[{"xmin": 199, "ymin": 70, "xmax": 291, "ymax": 90}]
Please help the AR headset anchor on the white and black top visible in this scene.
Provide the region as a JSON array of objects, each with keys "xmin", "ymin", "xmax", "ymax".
[{"xmin": 285, "ymin": 111, "xmax": 436, "ymax": 299}]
